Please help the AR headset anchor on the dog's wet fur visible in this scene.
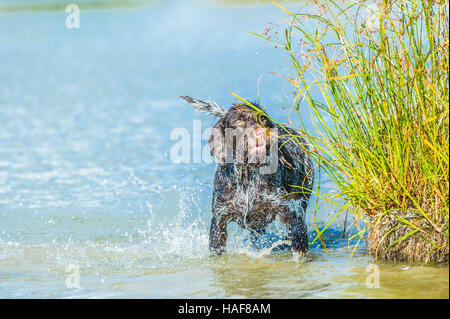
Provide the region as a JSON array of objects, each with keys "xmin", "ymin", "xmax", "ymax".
[{"xmin": 181, "ymin": 96, "xmax": 314, "ymax": 254}]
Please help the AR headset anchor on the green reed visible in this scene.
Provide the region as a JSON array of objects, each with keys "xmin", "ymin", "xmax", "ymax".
[{"xmin": 252, "ymin": 0, "xmax": 449, "ymax": 256}]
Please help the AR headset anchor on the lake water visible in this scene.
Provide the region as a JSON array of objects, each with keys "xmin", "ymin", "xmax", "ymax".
[{"xmin": 0, "ymin": 0, "xmax": 448, "ymax": 298}]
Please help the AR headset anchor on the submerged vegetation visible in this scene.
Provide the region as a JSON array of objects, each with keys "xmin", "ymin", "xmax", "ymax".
[{"xmin": 256, "ymin": 0, "xmax": 449, "ymax": 262}]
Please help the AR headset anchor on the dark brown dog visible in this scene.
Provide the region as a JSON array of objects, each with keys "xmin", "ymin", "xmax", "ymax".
[{"xmin": 182, "ymin": 96, "xmax": 314, "ymax": 254}]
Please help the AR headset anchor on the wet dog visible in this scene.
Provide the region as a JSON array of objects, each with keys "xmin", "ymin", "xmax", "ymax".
[{"xmin": 181, "ymin": 96, "xmax": 314, "ymax": 254}]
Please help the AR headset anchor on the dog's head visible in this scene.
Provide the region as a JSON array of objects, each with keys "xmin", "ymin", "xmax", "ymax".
[{"xmin": 208, "ymin": 103, "xmax": 276, "ymax": 165}]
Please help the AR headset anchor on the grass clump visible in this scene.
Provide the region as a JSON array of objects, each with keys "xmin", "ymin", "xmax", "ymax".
[{"xmin": 258, "ymin": 0, "xmax": 449, "ymax": 262}]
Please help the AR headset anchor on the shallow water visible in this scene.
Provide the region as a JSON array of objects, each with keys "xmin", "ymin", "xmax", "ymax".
[{"xmin": 0, "ymin": 0, "xmax": 448, "ymax": 298}]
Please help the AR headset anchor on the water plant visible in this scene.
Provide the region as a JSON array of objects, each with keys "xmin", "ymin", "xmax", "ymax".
[{"xmin": 252, "ymin": 0, "xmax": 449, "ymax": 262}]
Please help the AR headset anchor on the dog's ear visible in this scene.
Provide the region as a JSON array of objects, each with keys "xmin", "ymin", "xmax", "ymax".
[
  {"xmin": 279, "ymin": 147, "xmax": 295, "ymax": 170},
  {"xmin": 209, "ymin": 118, "xmax": 226, "ymax": 165}
]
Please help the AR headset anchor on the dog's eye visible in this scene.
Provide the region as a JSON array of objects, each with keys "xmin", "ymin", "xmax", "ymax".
[{"xmin": 258, "ymin": 115, "xmax": 270, "ymax": 127}]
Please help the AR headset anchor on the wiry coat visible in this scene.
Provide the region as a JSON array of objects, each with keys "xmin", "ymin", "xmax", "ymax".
[{"xmin": 181, "ymin": 96, "xmax": 314, "ymax": 254}]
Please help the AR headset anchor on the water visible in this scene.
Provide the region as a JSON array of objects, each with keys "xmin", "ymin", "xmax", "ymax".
[{"xmin": 0, "ymin": 0, "xmax": 448, "ymax": 298}]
